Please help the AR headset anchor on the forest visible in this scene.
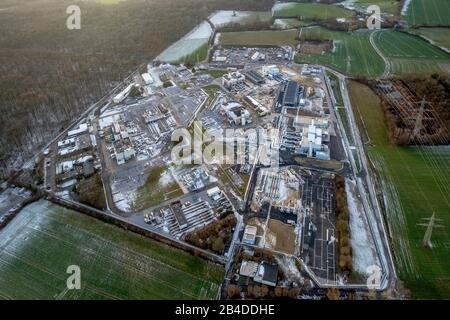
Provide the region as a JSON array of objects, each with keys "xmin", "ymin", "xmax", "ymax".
[{"xmin": 371, "ymin": 74, "xmax": 450, "ymax": 145}]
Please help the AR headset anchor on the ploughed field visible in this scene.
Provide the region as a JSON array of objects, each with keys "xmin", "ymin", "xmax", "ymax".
[{"xmin": 0, "ymin": 200, "xmax": 224, "ymax": 299}]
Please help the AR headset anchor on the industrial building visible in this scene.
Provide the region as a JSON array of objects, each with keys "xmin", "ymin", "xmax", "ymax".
[
  {"xmin": 179, "ymin": 167, "xmax": 211, "ymax": 192},
  {"xmin": 222, "ymin": 71, "xmax": 245, "ymax": 89},
  {"xmin": 244, "ymin": 70, "xmax": 265, "ymax": 85},
  {"xmin": 100, "ymin": 116, "xmax": 136, "ymax": 165},
  {"xmin": 251, "ymin": 167, "xmax": 303, "ymax": 213},
  {"xmin": 297, "ymin": 124, "xmax": 330, "ymax": 160},
  {"xmin": 243, "ymin": 225, "xmax": 257, "ymax": 245},
  {"xmin": 294, "ymin": 115, "xmax": 329, "ymax": 130},
  {"xmin": 167, "ymin": 200, "xmax": 216, "ymax": 237},
  {"xmin": 253, "ymin": 262, "xmax": 278, "ymax": 287},
  {"xmin": 244, "ymin": 96, "xmax": 269, "ymax": 116},
  {"xmin": 207, "ymin": 186, "xmax": 222, "ymax": 201},
  {"xmin": 113, "ymin": 84, "xmax": 135, "ymax": 104},
  {"xmin": 68, "ymin": 123, "xmax": 88, "ymax": 137},
  {"xmin": 262, "ymin": 65, "xmax": 280, "ymax": 77},
  {"xmin": 141, "ymin": 73, "xmax": 154, "ymax": 85},
  {"xmin": 239, "ymin": 260, "xmax": 278, "ymax": 287},
  {"xmin": 220, "ymin": 102, "xmax": 251, "ymax": 126},
  {"xmin": 282, "ymin": 80, "xmax": 304, "ymax": 108}
]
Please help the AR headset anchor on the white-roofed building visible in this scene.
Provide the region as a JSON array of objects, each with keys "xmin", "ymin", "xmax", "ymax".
[
  {"xmin": 68, "ymin": 123, "xmax": 88, "ymax": 137},
  {"xmin": 142, "ymin": 73, "xmax": 154, "ymax": 85}
]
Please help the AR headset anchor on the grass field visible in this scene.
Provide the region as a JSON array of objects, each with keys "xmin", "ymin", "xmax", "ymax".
[
  {"xmin": 196, "ymin": 69, "xmax": 228, "ymax": 79},
  {"xmin": 409, "ymin": 28, "xmax": 450, "ymax": 51},
  {"xmin": 348, "ymin": 80, "xmax": 450, "ymax": 299},
  {"xmin": 374, "ymin": 30, "xmax": 450, "ymax": 60},
  {"xmin": 133, "ymin": 166, "xmax": 183, "ymax": 211},
  {"xmin": 218, "ymin": 29, "xmax": 299, "ymax": 47},
  {"xmin": 402, "ymin": 0, "xmax": 450, "ymax": 26},
  {"xmin": 388, "ymin": 58, "xmax": 450, "ymax": 75},
  {"xmin": 295, "ymin": 27, "xmax": 385, "ymax": 78},
  {"xmin": 272, "ymin": 2, "xmax": 355, "ymax": 20},
  {"xmin": 352, "ymin": 0, "xmax": 401, "ymax": 15},
  {"xmin": 181, "ymin": 43, "xmax": 209, "ymax": 64},
  {"xmin": 0, "ymin": 200, "xmax": 224, "ymax": 299},
  {"xmin": 209, "ymin": 10, "xmax": 272, "ymax": 28},
  {"xmin": 272, "ymin": 18, "xmax": 307, "ymax": 30},
  {"xmin": 201, "ymin": 84, "xmax": 222, "ymax": 109},
  {"xmin": 373, "ymin": 30, "xmax": 450, "ymax": 75}
]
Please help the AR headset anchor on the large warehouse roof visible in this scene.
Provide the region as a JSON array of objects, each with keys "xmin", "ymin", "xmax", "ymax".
[{"xmin": 283, "ymin": 80, "xmax": 300, "ymax": 107}]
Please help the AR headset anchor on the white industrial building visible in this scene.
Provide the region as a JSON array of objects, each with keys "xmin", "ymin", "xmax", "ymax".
[
  {"xmin": 141, "ymin": 73, "xmax": 154, "ymax": 85},
  {"xmin": 220, "ymin": 102, "xmax": 251, "ymax": 126},
  {"xmin": 222, "ymin": 71, "xmax": 245, "ymax": 89},
  {"xmin": 68, "ymin": 123, "xmax": 88, "ymax": 137},
  {"xmin": 297, "ymin": 124, "xmax": 330, "ymax": 160},
  {"xmin": 294, "ymin": 115, "xmax": 329, "ymax": 130},
  {"xmin": 245, "ymin": 96, "xmax": 269, "ymax": 116},
  {"xmin": 113, "ymin": 84, "xmax": 134, "ymax": 104}
]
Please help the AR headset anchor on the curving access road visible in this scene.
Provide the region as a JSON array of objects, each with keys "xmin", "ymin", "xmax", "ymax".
[{"xmin": 370, "ymin": 29, "xmax": 391, "ymax": 79}]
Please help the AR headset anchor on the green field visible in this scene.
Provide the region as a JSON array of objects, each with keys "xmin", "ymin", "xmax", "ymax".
[
  {"xmin": 133, "ymin": 165, "xmax": 183, "ymax": 211},
  {"xmin": 374, "ymin": 30, "xmax": 450, "ymax": 59},
  {"xmin": 181, "ymin": 43, "xmax": 209, "ymax": 64},
  {"xmin": 218, "ymin": 29, "xmax": 299, "ymax": 47},
  {"xmin": 273, "ymin": 18, "xmax": 307, "ymax": 30},
  {"xmin": 373, "ymin": 30, "xmax": 450, "ymax": 75},
  {"xmin": 409, "ymin": 28, "xmax": 450, "ymax": 51},
  {"xmin": 0, "ymin": 200, "xmax": 224, "ymax": 299},
  {"xmin": 196, "ymin": 69, "xmax": 228, "ymax": 79},
  {"xmin": 295, "ymin": 27, "xmax": 385, "ymax": 78},
  {"xmin": 388, "ymin": 58, "xmax": 450, "ymax": 75},
  {"xmin": 353, "ymin": 0, "xmax": 401, "ymax": 15},
  {"xmin": 272, "ymin": 2, "xmax": 355, "ymax": 20},
  {"xmin": 348, "ymin": 81, "xmax": 450, "ymax": 299},
  {"xmin": 402, "ymin": 0, "xmax": 450, "ymax": 26}
]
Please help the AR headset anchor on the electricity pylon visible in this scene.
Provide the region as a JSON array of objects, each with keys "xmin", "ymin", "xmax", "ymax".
[
  {"xmin": 412, "ymin": 97, "xmax": 429, "ymax": 137},
  {"xmin": 417, "ymin": 213, "xmax": 444, "ymax": 248}
]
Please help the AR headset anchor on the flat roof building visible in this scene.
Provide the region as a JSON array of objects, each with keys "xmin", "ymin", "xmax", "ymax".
[
  {"xmin": 220, "ymin": 102, "xmax": 251, "ymax": 126},
  {"xmin": 243, "ymin": 225, "xmax": 257, "ymax": 245},
  {"xmin": 254, "ymin": 262, "xmax": 278, "ymax": 287},
  {"xmin": 68, "ymin": 123, "xmax": 88, "ymax": 137},
  {"xmin": 239, "ymin": 260, "xmax": 259, "ymax": 277},
  {"xmin": 282, "ymin": 81, "xmax": 302, "ymax": 108},
  {"xmin": 245, "ymin": 70, "xmax": 265, "ymax": 85},
  {"xmin": 222, "ymin": 71, "xmax": 245, "ymax": 89},
  {"xmin": 141, "ymin": 73, "xmax": 154, "ymax": 85},
  {"xmin": 294, "ymin": 115, "xmax": 329, "ymax": 130}
]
